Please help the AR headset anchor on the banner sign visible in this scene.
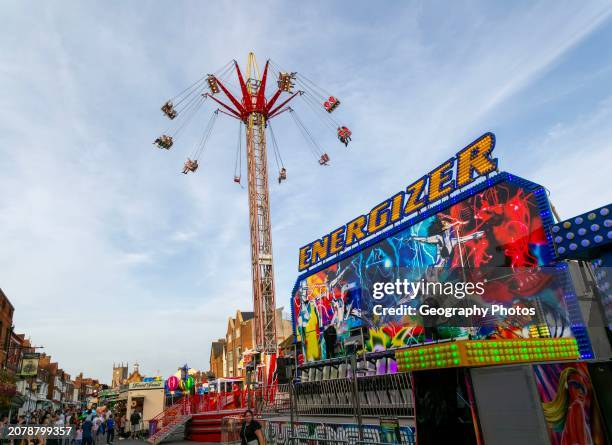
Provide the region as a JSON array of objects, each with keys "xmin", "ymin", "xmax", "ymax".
[
  {"xmin": 19, "ymin": 352, "xmax": 40, "ymax": 377},
  {"xmin": 298, "ymin": 133, "xmax": 498, "ymax": 271},
  {"xmin": 99, "ymin": 389, "xmax": 118, "ymax": 398},
  {"xmin": 129, "ymin": 381, "xmax": 164, "ymax": 390}
]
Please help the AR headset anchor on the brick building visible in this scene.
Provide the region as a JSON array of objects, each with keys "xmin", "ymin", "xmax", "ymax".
[
  {"xmin": 0, "ymin": 289, "xmax": 15, "ymax": 368},
  {"xmin": 224, "ymin": 310, "xmax": 254, "ymax": 377},
  {"xmin": 209, "ymin": 339, "xmax": 226, "ymax": 379},
  {"xmin": 217, "ymin": 308, "xmax": 293, "ymax": 378},
  {"xmin": 7, "ymin": 332, "xmax": 29, "ymax": 373},
  {"xmin": 74, "ymin": 372, "xmax": 101, "ymax": 406}
]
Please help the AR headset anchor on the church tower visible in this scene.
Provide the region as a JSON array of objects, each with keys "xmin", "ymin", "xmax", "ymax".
[{"xmin": 112, "ymin": 362, "xmax": 128, "ymax": 387}]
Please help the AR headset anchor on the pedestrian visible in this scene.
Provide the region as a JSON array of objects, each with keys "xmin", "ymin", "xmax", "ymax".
[
  {"xmin": 0, "ymin": 416, "xmax": 7, "ymax": 445},
  {"xmin": 47, "ymin": 415, "xmax": 60, "ymax": 445},
  {"xmin": 98, "ymin": 413, "xmax": 106, "ymax": 439},
  {"xmin": 105, "ymin": 414, "xmax": 114, "ymax": 445},
  {"xmin": 121, "ymin": 414, "xmax": 128, "ymax": 440},
  {"xmin": 76, "ymin": 423, "xmax": 83, "ymax": 445},
  {"xmin": 239, "ymin": 410, "xmax": 264, "ymax": 445},
  {"xmin": 115, "ymin": 415, "xmax": 124, "ymax": 440},
  {"xmin": 91, "ymin": 414, "xmax": 100, "ymax": 445},
  {"xmin": 82, "ymin": 417, "xmax": 93, "ymax": 445},
  {"xmin": 129, "ymin": 411, "xmax": 140, "ymax": 440}
]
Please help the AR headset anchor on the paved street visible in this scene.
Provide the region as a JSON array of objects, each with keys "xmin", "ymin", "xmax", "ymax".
[
  {"xmin": 112, "ymin": 441, "xmax": 193, "ymax": 445},
  {"xmin": 116, "ymin": 441, "xmax": 231, "ymax": 445}
]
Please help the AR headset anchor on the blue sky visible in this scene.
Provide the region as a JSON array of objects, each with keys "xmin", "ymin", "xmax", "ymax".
[{"xmin": 1, "ymin": 1, "xmax": 611, "ymax": 382}]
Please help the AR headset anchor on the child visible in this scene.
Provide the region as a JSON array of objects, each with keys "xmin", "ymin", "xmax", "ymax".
[{"xmin": 76, "ymin": 423, "xmax": 83, "ymax": 445}]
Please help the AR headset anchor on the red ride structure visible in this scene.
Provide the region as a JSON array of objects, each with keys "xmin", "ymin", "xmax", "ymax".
[{"xmin": 154, "ymin": 53, "xmax": 351, "ymax": 388}]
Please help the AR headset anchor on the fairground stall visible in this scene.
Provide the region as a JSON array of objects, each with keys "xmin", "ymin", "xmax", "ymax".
[
  {"xmin": 268, "ymin": 133, "xmax": 612, "ymax": 445},
  {"xmin": 116, "ymin": 380, "xmax": 165, "ymax": 433}
]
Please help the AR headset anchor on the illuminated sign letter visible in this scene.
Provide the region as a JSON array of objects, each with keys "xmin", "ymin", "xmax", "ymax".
[
  {"xmin": 345, "ymin": 215, "xmax": 367, "ymax": 247},
  {"xmin": 390, "ymin": 192, "xmax": 404, "ymax": 223},
  {"xmin": 403, "ymin": 177, "xmax": 427, "ymax": 216},
  {"xmin": 368, "ymin": 200, "xmax": 391, "ymax": 234},
  {"xmin": 299, "ymin": 245, "xmax": 312, "ymax": 271},
  {"xmin": 456, "ymin": 133, "xmax": 497, "ymax": 188},
  {"xmin": 329, "ymin": 227, "xmax": 345, "ymax": 254},
  {"xmin": 311, "ymin": 236, "xmax": 330, "ymax": 263},
  {"xmin": 428, "ymin": 158, "xmax": 455, "ymax": 202}
]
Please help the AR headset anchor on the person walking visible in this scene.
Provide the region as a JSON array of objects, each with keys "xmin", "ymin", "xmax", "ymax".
[
  {"xmin": 75, "ymin": 423, "xmax": 83, "ymax": 445},
  {"xmin": 129, "ymin": 411, "xmax": 140, "ymax": 440},
  {"xmin": 115, "ymin": 415, "xmax": 124, "ymax": 440},
  {"xmin": 91, "ymin": 414, "xmax": 101, "ymax": 445},
  {"xmin": 105, "ymin": 414, "xmax": 114, "ymax": 445},
  {"xmin": 81, "ymin": 417, "xmax": 93, "ymax": 445},
  {"xmin": 97, "ymin": 413, "xmax": 106, "ymax": 443}
]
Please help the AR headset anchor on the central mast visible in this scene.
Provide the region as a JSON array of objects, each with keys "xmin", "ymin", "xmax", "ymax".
[
  {"xmin": 246, "ymin": 112, "xmax": 277, "ymax": 355},
  {"xmin": 245, "ymin": 55, "xmax": 278, "ymax": 357}
]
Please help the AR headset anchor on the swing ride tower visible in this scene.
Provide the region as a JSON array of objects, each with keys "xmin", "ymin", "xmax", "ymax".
[
  {"xmin": 205, "ymin": 54, "xmax": 304, "ymax": 357},
  {"xmin": 155, "ymin": 53, "xmax": 351, "ymax": 384}
]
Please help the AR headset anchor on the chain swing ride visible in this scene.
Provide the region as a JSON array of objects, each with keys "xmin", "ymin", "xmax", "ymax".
[{"xmin": 154, "ymin": 53, "xmax": 351, "ymax": 380}]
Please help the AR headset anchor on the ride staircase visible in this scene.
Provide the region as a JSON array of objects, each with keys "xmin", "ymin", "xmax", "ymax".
[
  {"xmin": 147, "ymin": 391, "xmax": 260, "ymax": 443},
  {"xmin": 147, "ymin": 398, "xmax": 193, "ymax": 445}
]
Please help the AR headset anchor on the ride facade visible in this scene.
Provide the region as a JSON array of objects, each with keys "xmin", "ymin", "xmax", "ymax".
[{"xmin": 281, "ymin": 133, "xmax": 612, "ymax": 445}]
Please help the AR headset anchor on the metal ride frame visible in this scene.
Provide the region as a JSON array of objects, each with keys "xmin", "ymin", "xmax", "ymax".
[{"xmin": 205, "ymin": 53, "xmax": 302, "ymax": 358}]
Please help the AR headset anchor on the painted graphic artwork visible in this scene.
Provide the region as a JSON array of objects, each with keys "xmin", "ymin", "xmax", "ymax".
[
  {"xmin": 264, "ymin": 419, "xmax": 415, "ymax": 445},
  {"xmin": 293, "ymin": 181, "xmax": 574, "ymax": 362},
  {"xmin": 534, "ymin": 362, "xmax": 606, "ymax": 445}
]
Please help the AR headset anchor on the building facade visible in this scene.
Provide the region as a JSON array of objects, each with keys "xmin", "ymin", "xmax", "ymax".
[
  {"xmin": 225, "ymin": 310, "xmax": 254, "ymax": 378},
  {"xmin": 215, "ymin": 308, "xmax": 293, "ymax": 379},
  {"xmin": 74, "ymin": 373, "xmax": 101, "ymax": 407},
  {"xmin": 0, "ymin": 289, "xmax": 15, "ymax": 368},
  {"xmin": 209, "ymin": 340, "xmax": 226, "ymax": 379}
]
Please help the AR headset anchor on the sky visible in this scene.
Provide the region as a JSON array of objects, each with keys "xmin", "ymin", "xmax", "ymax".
[{"xmin": 1, "ymin": 1, "xmax": 611, "ymax": 383}]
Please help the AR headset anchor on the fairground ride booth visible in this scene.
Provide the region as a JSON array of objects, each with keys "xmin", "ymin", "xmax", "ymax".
[
  {"xmin": 279, "ymin": 133, "xmax": 612, "ymax": 445},
  {"xmin": 117, "ymin": 381, "xmax": 165, "ymax": 432}
]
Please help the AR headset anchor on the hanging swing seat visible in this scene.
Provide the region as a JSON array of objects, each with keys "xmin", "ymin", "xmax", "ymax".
[
  {"xmin": 278, "ymin": 168, "xmax": 287, "ymax": 184},
  {"xmin": 324, "ymin": 96, "xmax": 340, "ymax": 113},
  {"xmin": 337, "ymin": 126, "xmax": 352, "ymax": 147},
  {"xmin": 182, "ymin": 159, "xmax": 199, "ymax": 174},
  {"xmin": 277, "ymin": 72, "xmax": 296, "ymax": 93},
  {"xmin": 319, "ymin": 153, "xmax": 330, "ymax": 165},
  {"xmin": 161, "ymin": 101, "xmax": 177, "ymax": 119},
  {"xmin": 154, "ymin": 135, "xmax": 173, "ymax": 149}
]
